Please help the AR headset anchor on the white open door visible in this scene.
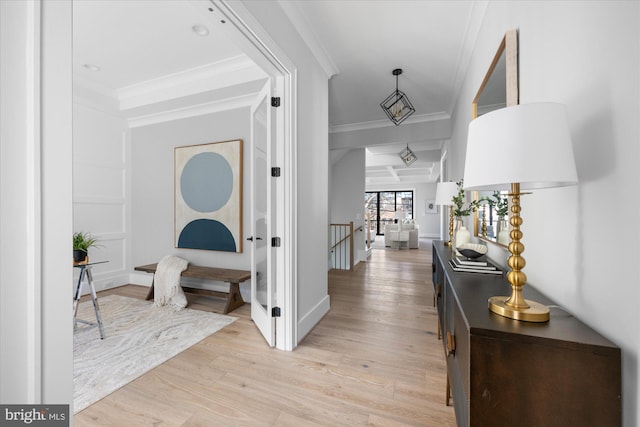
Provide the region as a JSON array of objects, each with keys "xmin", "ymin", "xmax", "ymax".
[{"xmin": 249, "ymin": 82, "xmax": 277, "ymax": 346}]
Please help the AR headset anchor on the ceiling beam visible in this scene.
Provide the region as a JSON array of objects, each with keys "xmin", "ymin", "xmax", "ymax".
[
  {"xmin": 329, "ymin": 118, "xmax": 452, "ymax": 151},
  {"xmin": 386, "ymin": 166, "xmax": 400, "ymax": 182}
]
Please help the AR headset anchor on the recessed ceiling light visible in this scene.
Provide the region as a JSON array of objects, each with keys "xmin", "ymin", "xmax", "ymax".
[
  {"xmin": 83, "ymin": 64, "xmax": 100, "ymax": 72},
  {"xmin": 192, "ymin": 25, "xmax": 210, "ymax": 36}
]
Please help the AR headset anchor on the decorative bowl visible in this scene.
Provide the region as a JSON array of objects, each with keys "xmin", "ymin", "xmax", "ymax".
[{"xmin": 457, "ymin": 243, "xmax": 488, "ymax": 259}]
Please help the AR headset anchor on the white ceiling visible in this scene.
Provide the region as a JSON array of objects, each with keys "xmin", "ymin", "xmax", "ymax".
[
  {"xmin": 73, "ymin": 0, "xmax": 482, "ymax": 185},
  {"xmin": 282, "ymin": 0, "xmax": 480, "ymax": 127},
  {"xmin": 284, "ymin": 0, "xmax": 484, "ymax": 186},
  {"xmin": 72, "ymin": 0, "xmax": 268, "ymax": 126},
  {"xmin": 73, "ymin": 1, "xmax": 241, "ymax": 90}
]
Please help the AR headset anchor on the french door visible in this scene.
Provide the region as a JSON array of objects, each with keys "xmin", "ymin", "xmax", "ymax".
[{"xmin": 249, "ymin": 82, "xmax": 277, "ymax": 346}]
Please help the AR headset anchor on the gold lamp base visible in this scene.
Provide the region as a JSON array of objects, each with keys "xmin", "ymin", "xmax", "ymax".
[
  {"xmin": 486, "ymin": 183, "xmax": 550, "ymax": 323},
  {"xmin": 488, "ymin": 296, "xmax": 549, "ymax": 322},
  {"xmin": 445, "ymin": 204, "xmax": 454, "ymax": 247}
]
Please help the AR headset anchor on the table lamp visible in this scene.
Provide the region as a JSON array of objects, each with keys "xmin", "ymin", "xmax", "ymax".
[
  {"xmin": 435, "ymin": 181, "xmax": 459, "ymax": 247},
  {"xmin": 464, "ymin": 103, "xmax": 578, "ymax": 322}
]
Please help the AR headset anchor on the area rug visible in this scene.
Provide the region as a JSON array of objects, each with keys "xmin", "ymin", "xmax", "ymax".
[{"xmin": 73, "ymin": 294, "xmax": 236, "ymax": 413}]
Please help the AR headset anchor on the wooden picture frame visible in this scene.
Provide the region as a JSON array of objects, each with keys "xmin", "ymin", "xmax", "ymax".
[{"xmin": 174, "ymin": 139, "xmax": 243, "ymax": 252}]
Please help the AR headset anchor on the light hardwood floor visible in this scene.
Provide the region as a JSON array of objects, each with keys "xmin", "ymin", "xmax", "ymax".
[{"xmin": 75, "ymin": 238, "xmax": 455, "ymax": 426}]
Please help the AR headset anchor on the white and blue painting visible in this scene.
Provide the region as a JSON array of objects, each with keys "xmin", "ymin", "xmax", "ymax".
[{"xmin": 174, "ymin": 140, "xmax": 243, "ymax": 252}]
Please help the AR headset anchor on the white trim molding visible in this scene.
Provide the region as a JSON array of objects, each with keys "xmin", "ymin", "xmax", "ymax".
[
  {"xmin": 297, "ymin": 295, "xmax": 330, "ymax": 343},
  {"xmin": 276, "ymin": 0, "xmax": 338, "ymax": 78},
  {"xmin": 127, "ymin": 92, "xmax": 258, "ymax": 128},
  {"xmin": 118, "ymin": 55, "xmax": 267, "ymax": 110},
  {"xmin": 330, "ymin": 111, "xmax": 451, "ymax": 134},
  {"xmin": 0, "ymin": 0, "xmax": 44, "ymax": 403},
  {"xmin": 24, "ymin": 0, "xmax": 43, "ymax": 403}
]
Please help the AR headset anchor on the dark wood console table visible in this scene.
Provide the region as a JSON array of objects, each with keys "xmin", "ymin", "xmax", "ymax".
[
  {"xmin": 135, "ymin": 263, "xmax": 250, "ymax": 314},
  {"xmin": 432, "ymin": 240, "xmax": 621, "ymax": 426}
]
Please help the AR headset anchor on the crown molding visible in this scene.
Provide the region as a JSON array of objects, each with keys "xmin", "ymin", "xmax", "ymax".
[
  {"xmin": 73, "ymin": 73, "xmax": 119, "ymax": 103},
  {"xmin": 118, "ymin": 55, "xmax": 266, "ymax": 110},
  {"xmin": 277, "ymin": 0, "xmax": 338, "ymax": 78},
  {"xmin": 447, "ymin": 0, "xmax": 489, "ymax": 114},
  {"xmin": 329, "ymin": 111, "xmax": 451, "ymax": 134},
  {"xmin": 127, "ymin": 92, "xmax": 257, "ymax": 128},
  {"xmin": 73, "ymin": 76, "xmax": 123, "ymax": 117}
]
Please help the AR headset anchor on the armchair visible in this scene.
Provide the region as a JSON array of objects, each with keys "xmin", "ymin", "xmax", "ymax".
[{"xmin": 385, "ymin": 220, "xmax": 419, "ymax": 249}]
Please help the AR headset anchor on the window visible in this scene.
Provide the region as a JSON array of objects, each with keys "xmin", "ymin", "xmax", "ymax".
[{"xmin": 365, "ymin": 190, "xmax": 413, "ymax": 235}]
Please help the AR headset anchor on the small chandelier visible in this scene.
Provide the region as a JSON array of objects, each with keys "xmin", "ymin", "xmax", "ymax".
[
  {"xmin": 380, "ymin": 68, "xmax": 415, "ymax": 126},
  {"xmin": 398, "ymin": 144, "xmax": 417, "ymax": 166}
]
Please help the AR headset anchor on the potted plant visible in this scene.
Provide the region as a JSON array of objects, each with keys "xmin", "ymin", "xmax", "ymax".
[
  {"xmin": 492, "ymin": 191, "xmax": 510, "ymax": 245},
  {"xmin": 451, "ymin": 179, "xmax": 478, "ymax": 248},
  {"xmin": 477, "ymin": 196, "xmax": 495, "ymax": 238},
  {"xmin": 73, "ymin": 232, "xmax": 99, "ymax": 264},
  {"xmin": 451, "ymin": 179, "xmax": 479, "ymax": 221},
  {"xmin": 492, "ymin": 191, "xmax": 508, "ymax": 220}
]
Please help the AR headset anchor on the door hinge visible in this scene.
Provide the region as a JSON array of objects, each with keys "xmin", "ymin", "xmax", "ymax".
[
  {"xmin": 271, "ymin": 167, "xmax": 281, "ymax": 177},
  {"xmin": 271, "ymin": 97, "xmax": 281, "ymax": 107},
  {"xmin": 272, "ymin": 307, "xmax": 281, "ymax": 317},
  {"xmin": 271, "ymin": 237, "xmax": 281, "ymax": 247}
]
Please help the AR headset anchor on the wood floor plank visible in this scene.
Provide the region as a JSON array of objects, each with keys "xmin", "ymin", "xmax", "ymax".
[{"xmin": 74, "ymin": 238, "xmax": 455, "ymax": 426}]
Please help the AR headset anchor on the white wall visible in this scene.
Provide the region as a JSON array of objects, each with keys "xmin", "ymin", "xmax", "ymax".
[
  {"xmin": 0, "ymin": 0, "xmax": 73, "ymax": 406},
  {"xmin": 0, "ymin": 0, "xmax": 38, "ymax": 402},
  {"xmin": 330, "ymin": 148, "xmax": 366, "ymax": 265},
  {"xmin": 130, "ymin": 108, "xmax": 252, "ymax": 298},
  {"xmin": 414, "ymin": 183, "xmax": 440, "ymax": 238},
  {"xmin": 239, "ymin": 1, "xmax": 331, "ymax": 343},
  {"xmin": 0, "ymin": 0, "xmax": 330, "ymax": 410},
  {"xmin": 73, "ymin": 101, "xmax": 131, "ymax": 293},
  {"xmin": 449, "ymin": 2, "xmax": 640, "ymax": 425}
]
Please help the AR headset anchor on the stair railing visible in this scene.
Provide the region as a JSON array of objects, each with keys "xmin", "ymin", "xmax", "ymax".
[{"xmin": 329, "ymin": 221, "xmax": 363, "ymax": 271}]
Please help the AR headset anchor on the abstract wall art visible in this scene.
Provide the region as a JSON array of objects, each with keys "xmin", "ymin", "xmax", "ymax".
[
  {"xmin": 175, "ymin": 140, "xmax": 243, "ymax": 252},
  {"xmin": 426, "ymin": 199, "xmax": 438, "ymax": 214}
]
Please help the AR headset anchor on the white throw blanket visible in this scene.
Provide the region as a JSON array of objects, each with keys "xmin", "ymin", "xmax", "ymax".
[{"xmin": 154, "ymin": 255, "xmax": 189, "ymax": 310}]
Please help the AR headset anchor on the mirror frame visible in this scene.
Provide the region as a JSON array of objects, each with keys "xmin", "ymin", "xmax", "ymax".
[{"xmin": 472, "ymin": 29, "xmax": 519, "ymax": 248}]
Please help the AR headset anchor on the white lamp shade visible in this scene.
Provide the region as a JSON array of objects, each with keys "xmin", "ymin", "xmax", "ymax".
[
  {"xmin": 435, "ymin": 181, "xmax": 458, "ymax": 205},
  {"xmin": 464, "ymin": 103, "xmax": 578, "ymax": 191}
]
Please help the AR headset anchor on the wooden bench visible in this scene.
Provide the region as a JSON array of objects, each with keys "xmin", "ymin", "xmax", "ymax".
[{"xmin": 134, "ymin": 263, "xmax": 251, "ymax": 314}]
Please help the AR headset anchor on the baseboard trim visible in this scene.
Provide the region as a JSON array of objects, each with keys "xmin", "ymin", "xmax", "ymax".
[
  {"xmin": 297, "ymin": 295, "xmax": 330, "ymax": 343},
  {"xmin": 421, "ymin": 233, "xmax": 439, "ymax": 238},
  {"xmin": 78, "ymin": 273, "xmax": 130, "ymax": 296},
  {"xmin": 129, "ymin": 272, "xmax": 153, "ymax": 287}
]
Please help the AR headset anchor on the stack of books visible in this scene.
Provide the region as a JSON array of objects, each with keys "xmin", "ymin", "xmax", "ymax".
[{"xmin": 448, "ymin": 256, "xmax": 503, "ymax": 275}]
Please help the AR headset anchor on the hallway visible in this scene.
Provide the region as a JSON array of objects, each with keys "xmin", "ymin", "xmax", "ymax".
[
  {"xmin": 75, "ymin": 238, "xmax": 455, "ymax": 426},
  {"xmin": 312, "ymin": 238, "xmax": 454, "ymax": 425}
]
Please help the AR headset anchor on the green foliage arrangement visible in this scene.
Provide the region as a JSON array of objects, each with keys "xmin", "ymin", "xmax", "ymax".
[
  {"xmin": 479, "ymin": 191, "xmax": 509, "ymax": 218},
  {"xmin": 492, "ymin": 191, "xmax": 509, "ymax": 218},
  {"xmin": 451, "ymin": 179, "xmax": 478, "ymax": 218},
  {"xmin": 73, "ymin": 232, "xmax": 100, "ymax": 252},
  {"xmin": 479, "ymin": 195, "xmax": 496, "ymax": 210}
]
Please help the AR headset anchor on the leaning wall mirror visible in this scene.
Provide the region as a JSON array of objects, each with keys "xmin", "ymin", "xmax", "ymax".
[{"xmin": 471, "ymin": 29, "xmax": 519, "ymax": 247}]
